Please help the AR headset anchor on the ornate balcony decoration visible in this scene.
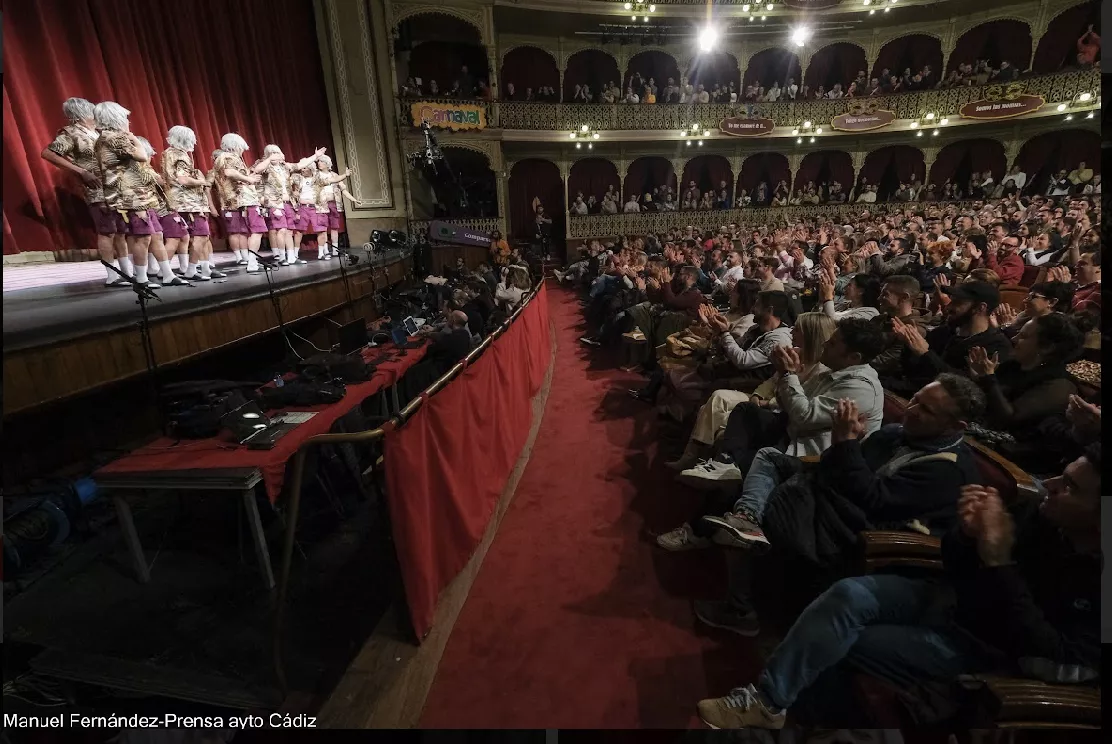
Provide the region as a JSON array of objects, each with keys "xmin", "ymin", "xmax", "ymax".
[
  {"xmin": 397, "ymin": 70, "xmax": 1098, "ymax": 132},
  {"xmin": 410, "ymin": 217, "xmax": 504, "ymax": 241},
  {"xmin": 567, "ymin": 201, "xmax": 978, "ymax": 238}
]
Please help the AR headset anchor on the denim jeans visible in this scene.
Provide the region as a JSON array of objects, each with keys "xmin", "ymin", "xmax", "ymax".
[
  {"xmin": 589, "ymin": 273, "xmax": 619, "ymax": 299},
  {"xmin": 732, "ymin": 446, "xmax": 800, "ymax": 521},
  {"xmin": 757, "ymin": 574, "xmax": 978, "ymax": 710}
]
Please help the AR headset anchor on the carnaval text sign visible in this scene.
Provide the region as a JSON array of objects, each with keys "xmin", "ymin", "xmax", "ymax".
[
  {"xmin": 720, "ymin": 117, "xmax": 775, "ymax": 137},
  {"xmin": 411, "ymin": 102, "xmax": 487, "ymax": 131}
]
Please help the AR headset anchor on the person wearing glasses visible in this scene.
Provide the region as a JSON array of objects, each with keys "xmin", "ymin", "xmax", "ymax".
[{"xmin": 991, "ymin": 281, "xmax": 1075, "ymax": 339}]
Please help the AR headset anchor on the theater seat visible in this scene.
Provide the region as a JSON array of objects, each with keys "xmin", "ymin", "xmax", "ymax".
[
  {"xmin": 1019, "ymin": 265, "xmax": 1042, "ymax": 288},
  {"xmin": 881, "ymin": 390, "xmax": 908, "ymax": 426},
  {"xmin": 998, "ymin": 284, "xmax": 1028, "ymax": 312}
]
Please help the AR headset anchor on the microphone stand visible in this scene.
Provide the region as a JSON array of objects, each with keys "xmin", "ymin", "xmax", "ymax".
[
  {"xmin": 102, "ymin": 260, "xmax": 168, "ymax": 435},
  {"xmin": 246, "ymin": 249, "xmax": 301, "ymax": 362}
]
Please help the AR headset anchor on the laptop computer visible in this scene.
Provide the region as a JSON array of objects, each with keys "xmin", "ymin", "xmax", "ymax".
[{"xmin": 338, "ymin": 319, "xmax": 370, "ymax": 355}]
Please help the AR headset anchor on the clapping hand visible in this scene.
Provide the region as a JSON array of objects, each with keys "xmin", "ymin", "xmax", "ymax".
[
  {"xmin": 1065, "ymin": 394, "xmax": 1101, "ymax": 441},
  {"xmin": 993, "ymin": 303, "xmax": 1018, "ymax": 327},
  {"xmin": 771, "ymin": 345, "xmax": 803, "ymax": 375},
  {"xmin": 966, "ymin": 243, "xmax": 983, "ymax": 260},
  {"xmin": 659, "ymin": 266, "xmax": 673, "ymax": 284},
  {"xmin": 892, "ymin": 316, "xmax": 930, "ymax": 355},
  {"xmin": 831, "ymin": 398, "xmax": 868, "ymax": 443},
  {"xmin": 957, "ymin": 485, "xmax": 1014, "ymax": 567},
  {"xmin": 966, "ymin": 345, "xmax": 999, "ymax": 377},
  {"xmin": 314, "ymin": 147, "xmax": 327, "ymax": 158},
  {"xmin": 1048, "ymin": 265, "xmax": 1072, "ymax": 283},
  {"xmin": 818, "ymin": 271, "xmax": 836, "ymax": 302}
]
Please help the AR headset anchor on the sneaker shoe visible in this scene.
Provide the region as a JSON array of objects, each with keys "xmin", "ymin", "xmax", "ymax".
[
  {"xmin": 191, "ymin": 274, "xmax": 211, "ymax": 282},
  {"xmin": 294, "ymin": 259, "xmax": 308, "ymax": 265},
  {"xmin": 237, "ymin": 259, "xmax": 248, "ymax": 266},
  {"xmin": 579, "ymin": 336, "xmax": 601, "ymax": 347},
  {"xmin": 677, "ymin": 459, "xmax": 743, "ymax": 491},
  {"xmin": 552, "ymin": 270, "xmax": 565, "ymax": 282},
  {"xmin": 701, "ymin": 511, "xmax": 770, "ymax": 551},
  {"xmin": 664, "ymin": 452, "xmax": 700, "ymax": 471},
  {"xmin": 655, "ymin": 523, "xmax": 711, "ymax": 552},
  {"xmin": 697, "ymin": 683, "xmax": 786, "ymax": 730},
  {"xmin": 209, "ymin": 269, "xmax": 227, "ymax": 279},
  {"xmin": 693, "ymin": 599, "xmax": 760, "ymax": 637},
  {"xmin": 246, "ymin": 266, "xmax": 261, "ymax": 274}
]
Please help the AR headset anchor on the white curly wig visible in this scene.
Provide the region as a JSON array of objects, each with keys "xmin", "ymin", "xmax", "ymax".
[
  {"xmin": 93, "ymin": 101, "xmax": 131, "ymax": 131},
  {"xmin": 63, "ymin": 97, "xmax": 95, "ymax": 123},
  {"xmin": 316, "ymin": 154, "xmax": 333, "ymax": 169},
  {"xmin": 220, "ymin": 133, "xmax": 249, "ymax": 154},
  {"xmin": 263, "ymin": 144, "xmax": 284, "ymax": 158},
  {"xmin": 167, "ymin": 125, "xmax": 196, "ymax": 152},
  {"xmin": 135, "ymin": 136, "xmax": 156, "ymax": 158}
]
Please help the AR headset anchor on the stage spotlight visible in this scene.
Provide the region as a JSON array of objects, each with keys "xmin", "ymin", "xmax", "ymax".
[
  {"xmin": 697, "ymin": 26, "xmax": 718, "ymax": 53},
  {"xmin": 932, "ymin": 129, "xmax": 940, "ymax": 135},
  {"xmin": 749, "ymin": 15, "xmax": 755, "ymax": 22},
  {"xmin": 791, "ymin": 26, "xmax": 812, "ymax": 47},
  {"xmin": 1056, "ymin": 103, "xmax": 1067, "ymax": 111},
  {"xmin": 576, "ymin": 142, "xmax": 582, "ymax": 149},
  {"xmin": 809, "ymin": 137, "xmax": 815, "ymax": 143},
  {"xmin": 742, "ymin": 3, "xmax": 750, "ymax": 9},
  {"xmin": 766, "ymin": 2, "xmax": 773, "ymax": 8},
  {"xmin": 697, "ymin": 140, "xmax": 704, "ymax": 146},
  {"xmin": 761, "ymin": 15, "xmax": 767, "ymax": 21},
  {"xmin": 686, "ymin": 140, "xmax": 692, "ymax": 146},
  {"xmin": 796, "ymin": 137, "xmax": 802, "ymax": 144},
  {"xmin": 1078, "ymin": 92, "xmax": 1092, "ymax": 102},
  {"xmin": 624, "ymin": 2, "xmax": 631, "ymax": 8}
]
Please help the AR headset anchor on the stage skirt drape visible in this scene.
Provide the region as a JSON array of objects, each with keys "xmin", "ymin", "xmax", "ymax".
[
  {"xmin": 383, "ymin": 283, "xmax": 552, "ymax": 640},
  {"xmin": 871, "ymin": 35, "xmax": 944, "ymax": 82},
  {"xmin": 947, "ymin": 20, "xmax": 1032, "ymax": 73},
  {"xmin": 681, "ymin": 155, "xmax": 733, "ymax": 198},
  {"xmin": 568, "ymin": 158, "xmax": 620, "ymax": 205},
  {"xmin": 738, "ymin": 153, "xmax": 790, "ymax": 204},
  {"xmin": 743, "ymin": 49, "xmax": 802, "ymax": 90},
  {"xmin": 1017, "ymin": 129, "xmax": 1101, "ymax": 194},
  {"xmin": 508, "ymin": 159, "xmax": 564, "ymax": 242},
  {"xmin": 500, "ymin": 46, "xmax": 559, "ymax": 98},
  {"xmin": 563, "ymin": 50, "xmax": 621, "ymax": 102},
  {"xmin": 2, "ymin": 0, "xmax": 333, "ymax": 257},
  {"xmin": 625, "ymin": 51, "xmax": 681, "ymax": 91},
  {"xmin": 625, "ymin": 156, "xmax": 675, "ymax": 202},
  {"xmin": 1032, "ymin": 0, "xmax": 1100, "ymax": 72},
  {"xmin": 804, "ymin": 43, "xmax": 867, "ymax": 92},
  {"xmin": 928, "ymin": 139, "xmax": 1007, "ymax": 189}
]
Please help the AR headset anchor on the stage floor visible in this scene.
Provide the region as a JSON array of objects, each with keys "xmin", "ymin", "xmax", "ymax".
[{"xmin": 3, "ymin": 248, "xmax": 411, "ymax": 352}]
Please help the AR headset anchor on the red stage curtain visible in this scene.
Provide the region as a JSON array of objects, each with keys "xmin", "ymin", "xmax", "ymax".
[
  {"xmin": 871, "ymin": 35, "xmax": 944, "ymax": 82},
  {"xmin": 1032, "ymin": 0, "xmax": 1101, "ymax": 72},
  {"xmin": 625, "ymin": 156, "xmax": 675, "ymax": 201},
  {"xmin": 805, "ymin": 43, "xmax": 867, "ymax": 92},
  {"xmin": 1018, "ymin": 129, "xmax": 1101, "ymax": 194},
  {"xmin": 861, "ymin": 146, "xmax": 925, "ymax": 200},
  {"xmin": 508, "ymin": 159, "xmax": 564, "ymax": 241},
  {"xmin": 500, "ymin": 47, "xmax": 559, "ymax": 99},
  {"xmin": 687, "ymin": 52, "xmax": 740, "ymax": 91},
  {"xmin": 563, "ymin": 49, "xmax": 621, "ymax": 102},
  {"xmin": 738, "ymin": 153, "xmax": 790, "ymax": 204},
  {"xmin": 409, "ymin": 41, "xmax": 490, "ymax": 94},
  {"xmin": 625, "ymin": 51, "xmax": 681, "ymax": 90},
  {"xmin": 681, "ymin": 155, "xmax": 733, "ymax": 197},
  {"xmin": 947, "ymin": 20, "xmax": 1032, "ymax": 73},
  {"xmin": 743, "ymin": 48, "xmax": 802, "ymax": 89},
  {"xmin": 793, "ymin": 151, "xmax": 853, "ymax": 194},
  {"xmin": 383, "ymin": 283, "xmax": 552, "ymax": 640},
  {"xmin": 928, "ymin": 139, "xmax": 1007, "ymax": 188},
  {"xmin": 568, "ymin": 159, "xmax": 620, "ymax": 204},
  {"xmin": 2, "ymin": 0, "xmax": 333, "ymax": 257}
]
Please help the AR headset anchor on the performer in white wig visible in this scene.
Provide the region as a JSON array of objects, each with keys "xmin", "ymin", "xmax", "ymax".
[
  {"xmin": 134, "ymin": 136, "xmax": 190, "ymax": 286},
  {"xmin": 213, "ymin": 132, "xmax": 274, "ymax": 273},
  {"xmin": 204, "ymin": 150, "xmax": 228, "ymax": 279},
  {"xmin": 291, "ymin": 163, "xmax": 327, "ymax": 259},
  {"xmin": 93, "ymin": 101, "xmax": 164, "ymax": 288},
  {"xmin": 41, "ymin": 97, "xmax": 129, "ymax": 285},
  {"xmin": 162, "ymin": 125, "xmax": 220, "ymax": 280},
  {"xmin": 256, "ymin": 143, "xmax": 326, "ymax": 266},
  {"xmin": 314, "ymin": 154, "xmax": 358, "ymax": 259}
]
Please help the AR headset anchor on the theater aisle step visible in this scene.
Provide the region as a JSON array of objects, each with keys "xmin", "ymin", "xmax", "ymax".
[{"xmin": 419, "ymin": 284, "xmax": 762, "ymax": 728}]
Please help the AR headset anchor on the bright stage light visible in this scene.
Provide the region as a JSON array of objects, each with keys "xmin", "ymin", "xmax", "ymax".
[
  {"xmin": 742, "ymin": 3, "xmax": 750, "ymax": 9},
  {"xmin": 791, "ymin": 26, "xmax": 812, "ymax": 47},
  {"xmin": 581, "ymin": 124, "xmax": 589, "ymax": 132},
  {"xmin": 1078, "ymin": 92, "xmax": 1092, "ymax": 101},
  {"xmin": 624, "ymin": 2, "xmax": 631, "ymax": 8},
  {"xmin": 698, "ymin": 26, "xmax": 718, "ymax": 53},
  {"xmin": 767, "ymin": 3, "xmax": 774, "ymax": 9},
  {"xmin": 1056, "ymin": 103, "xmax": 1067, "ymax": 111}
]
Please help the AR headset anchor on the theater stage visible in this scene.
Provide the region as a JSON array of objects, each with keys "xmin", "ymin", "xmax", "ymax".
[{"xmin": 3, "ymin": 248, "xmax": 415, "ymax": 416}]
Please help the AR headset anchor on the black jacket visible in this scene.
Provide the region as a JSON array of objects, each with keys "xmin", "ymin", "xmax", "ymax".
[
  {"xmin": 895, "ymin": 324, "xmax": 1014, "ymax": 393},
  {"xmin": 941, "ymin": 500, "xmax": 1101, "ymax": 684}
]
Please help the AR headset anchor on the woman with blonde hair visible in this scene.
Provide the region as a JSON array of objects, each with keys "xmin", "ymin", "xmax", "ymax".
[{"xmin": 495, "ymin": 265, "xmax": 530, "ymax": 309}]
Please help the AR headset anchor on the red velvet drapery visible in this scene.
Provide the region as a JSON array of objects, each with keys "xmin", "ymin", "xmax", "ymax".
[
  {"xmin": 805, "ymin": 44, "xmax": 867, "ymax": 92},
  {"xmin": 738, "ymin": 153, "xmax": 790, "ymax": 203},
  {"xmin": 1017, "ymin": 130, "xmax": 1101, "ymax": 194},
  {"xmin": 563, "ymin": 50, "xmax": 621, "ymax": 102},
  {"xmin": 568, "ymin": 159, "xmax": 620, "ymax": 204},
  {"xmin": 1032, "ymin": 0, "xmax": 1101, "ymax": 72},
  {"xmin": 508, "ymin": 159, "xmax": 564, "ymax": 241},
  {"xmin": 383, "ymin": 283, "xmax": 552, "ymax": 640},
  {"xmin": 743, "ymin": 48, "xmax": 802, "ymax": 89},
  {"xmin": 681, "ymin": 155, "xmax": 733, "ymax": 198},
  {"xmin": 687, "ymin": 51, "xmax": 741, "ymax": 91},
  {"xmin": 2, "ymin": 0, "xmax": 333, "ymax": 257},
  {"xmin": 947, "ymin": 20, "xmax": 1033, "ymax": 73},
  {"xmin": 928, "ymin": 139, "xmax": 1007, "ymax": 188},
  {"xmin": 625, "ymin": 51, "xmax": 681, "ymax": 90},
  {"xmin": 871, "ymin": 35, "xmax": 944, "ymax": 82},
  {"xmin": 793, "ymin": 151, "xmax": 854, "ymax": 193},
  {"xmin": 500, "ymin": 47, "xmax": 559, "ymax": 99},
  {"xmin": 860, "ymin": 146, "xmax": 925, "ymax": 199},
  {"xmin": 625, "ymin": 157, "xmax": 675, "ymax": 201}
]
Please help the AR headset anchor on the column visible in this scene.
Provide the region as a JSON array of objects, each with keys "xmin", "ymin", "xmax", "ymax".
[
  {"xmin": 788, "ymin": 152, "xmax": 804, "ymax": 195},
  {"xmin": 560, "ymin": 160, "xmax": 571, "ymax": 246},
  {"xmin": 940, "ymin": 19, "xmax": 958, "ymax": 77},
  {"xmin": 729, "ymin": 155, "xmax": 744, "ymax": 204},
  {"xmin": 1028, "ymin": 0, "xmax": 1052, "ymax": 72},
  {"xmin": 495, "ymin": 169, "xmax": 510, "ymax": 237},
  {"xmin": 850, "ymin": 150, "xmax": 868, "ymax": 200},
  {"xmin": 921, "ymin": 146, "xmax": 939, "ymax": 189},
  {"xmin": 671, "ymin": 157, "xmax": 687, "ymax": 196}
]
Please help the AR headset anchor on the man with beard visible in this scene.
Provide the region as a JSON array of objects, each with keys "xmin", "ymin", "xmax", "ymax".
[
  {"xmin": 884, "ymin": 280, "xmax": 1013, "ymax": 396},
  {"xmin": 864, "ymin": 236, "xmax": 917, "ymax": 278}
]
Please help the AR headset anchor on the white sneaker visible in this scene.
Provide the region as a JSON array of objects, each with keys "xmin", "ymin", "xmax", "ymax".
[
  {"xmin": 552, "ymin": 270, "xmax": 565, "ymax": 281},
  {"xmin": 677, "ymin": 459, "xmax": 743, "ymax": 491},
  {"xmin": 655, "ymin": 523, "xmax": 712, "ymax": 552}
]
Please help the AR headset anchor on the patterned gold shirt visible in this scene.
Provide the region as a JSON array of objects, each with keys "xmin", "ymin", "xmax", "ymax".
[
  {"xmin": 314, "ymin": 172, "xmax": 337, "ymax": 209},
  {"xmin": 255, "ymin": 160, "xmax": 293, "ymax": 207},
  {"xmin": 161, "ymin": 146, "xmax": 209, "ymax": 213},
  {"xmin": 292, "ymin": 172, "xmax": 320, "ymax": 206},
  {"xmin": 140, "ymin": 160, "xmax": 172, "ymax": 217},
  {"xmin": 94, "ymin": 129, "xmax": 159, "ymax": 212},
  {"xmin": 213, "ymin": 151, "xmax": 260, "ymax": 209},
  {"xmin": 46, "ymin": 123, "xmax": 104, "ymax": 204}
]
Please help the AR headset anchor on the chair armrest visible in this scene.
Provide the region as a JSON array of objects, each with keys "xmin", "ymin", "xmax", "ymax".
[
  {"xmin": 963, "ymin": 436, "xmax": 1041, "ymax": 502},
  {"xmin": 962, "ymin": 675, "xmax": 1102, "ymax": 728},
  {"xmin": 857, "ymin": 530, "xmax": 943, "ymax": 573}
]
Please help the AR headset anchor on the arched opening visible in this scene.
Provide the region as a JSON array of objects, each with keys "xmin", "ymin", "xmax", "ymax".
[
  {"xmin": 860, "ymin": 146, "xmax": 925, "ymax": 201},
  {"xmin": 564, "ymin": 49, "xmax": 621, "ymax": 103},
  {"xmin": 743, "ymin": 48, "xmax": 803, "ymax": 92},
  {"xmin": 500, "ymin": 47, "xmax": 559, "ymax": 101},
  {"xmin": 805, "ymin": 43, "xmax": 868, "ymax": 95},
  {"xmin": 928, "ymin": 139, "xmax": 1007, "ymax": 194},
  {"xmin": 738, "ymin": 153, "xmax": 790, "ymax": 206},
  {"xmin": 681, "ymin": 155, "xmax": 734, "ymax": 207},
  {"xmin": 793, "ymin": 151, "xmax": 854, "ymax": 202},
  {"xmin": 1032, "ymin": 0, "xmax": 1101, "ymax": 72},
  {"xmin": 687, "ymin": 51, "xmax": 741, "ymax": 99},
  {"xmin": 624, "ymin": 156, "xmax": 675, "ymax": 203},
  {"xmin": 871, "ymin": 35, "xmax": 943, "ymax": 86},
  {"xmin": 947, "ymin": 20, "xmax": 1032, "ymax": 74},
  {"xmin": 1018, "ymin": 130, "xmax": 1100, "ymax": 195},
  {"xmin": 508, "ymin": 159, "xmax": 564, "ymax": 248},
  {"xmin": 568, "ymin": 159, "xmax": 620, "ymax": 213},
  {"xmin": 396, "ymin": 13, "xmax": 488, "ymax": 98},
  {"xmin": 624, "ymin": 50, "xmax": 681, "ymax": 94}
]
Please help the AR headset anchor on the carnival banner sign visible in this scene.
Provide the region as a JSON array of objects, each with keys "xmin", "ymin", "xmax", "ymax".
[
  {"xmin": 831, "ymin": 109, "xmax": 896, "ymax": 131},
  {"xmin": 428, "ymin": 220, "xmax": 491, "ymax": 247},
  {"xmin": 720, "ymin": 116, "xmax": 775, "ymax": 137},
  {"xmin": 412, "ymin": 102, "xmax": 486, "ymax": 131},
  {"xmin": 959, "ymin": 94, "xmax": 1044, "ymax": 120},
  {"xmin": 781, "ymin": 0, "xmax": 842, "ymax": 8}
]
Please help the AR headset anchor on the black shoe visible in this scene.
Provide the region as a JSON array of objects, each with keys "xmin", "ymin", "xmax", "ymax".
[
  {"xmin": 209, "ymin": 269, "xmax": 228, "ymax": 279},
  {"xmin": 627, "ymin": 389, "xmax": 656, "ymax": 404},
  {"xmin": 106, "ymin": 278, "xmax": 132, "ymax": 288},
  {"xmin": 162, "ymin": 276, "xmax": 191, "ymax": 286},
  {"xmin": 579, "ymin": 336, "xmax": 601, "ymax": 347}
]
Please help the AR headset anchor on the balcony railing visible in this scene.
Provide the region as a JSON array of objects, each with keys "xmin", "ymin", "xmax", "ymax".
[
  {"xmin": 398, "ymin": 69, "xmax": 1098, "ymax": 131},
  {"xmin": 566, "ymin": 201, "xmax": 980, "ymax": 239},
  {"xmin": 410, "ymin": 217, "xmax": 504, "ymax": 239}
]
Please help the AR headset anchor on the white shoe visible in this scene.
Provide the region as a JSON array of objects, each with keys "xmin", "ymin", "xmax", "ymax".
[
  {"xmin": 162, "ymin": 276, "xmax": 191, "ymax": 286},
  {"xmin": 140, "ymin": 280, "xmax": 162, "ymax": 289},
  {"xmin": 191, "ymin": 274, "xmax": 211, "ymax": 282},
  {"xmin": 676, "ymin": 459, "xmax": 743, "ymax": 491},
  {"xmin": 552, "ymin": 270, "xmax": 565, "ymax": 281},
  {"xmin": 209, "ymin": 269, "xmax": 227, "ymax": 279},
  {"xmin": 655, "ymin": 522, "xmax": 712, "ymax": 552},
  {"xmin": 246, "ymin": 266, "xmax": 261, "ymax": 273}
]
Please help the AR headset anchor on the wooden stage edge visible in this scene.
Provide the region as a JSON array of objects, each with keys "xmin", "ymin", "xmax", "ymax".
[{"xmin": 4, "ymin": 245, "xmax": 487, "ymax": 417}]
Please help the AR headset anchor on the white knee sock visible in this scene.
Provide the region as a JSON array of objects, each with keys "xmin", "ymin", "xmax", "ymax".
[
  {"xmin": 185, "ymin": 262, "xmax": 199, "ymax": 279},
  {"xmin": 105, "ymin": 259, "xmax": 122, "ymax": 282},
  {"xmin": 159, "ymin": 260, "xmax": 175, "ymax": 281},
  {"xmin": 119, "ymin": 256, "xmax": 134, "ymax": 277},
  {"xmin": 200, "ymin": 261, "xmax": 212, "ymax": 278},
  {"xmin": 246, "ymin": 253, "xmax": 258, "ymax": 271},
  {"xmin": 134, "ymin": 265, "xmax": 148, "ymax": 284},
  {"xmin": 233, "ymin": 248, "xmax": 244, "ymax": 261},
  {"xmin": 317, "ymin": 242, "xmax": 326, "ymax": 259},
  {"xmin": 177, "ymin": 253, "xmax": 189, "ymax": 271},
  {"xmin": 147, "ymin": 253, "xmax": 159, "ymax": 273}
]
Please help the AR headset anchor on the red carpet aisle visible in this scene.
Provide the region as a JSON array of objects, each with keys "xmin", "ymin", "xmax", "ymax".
[{"xmin": 420, "ymin": 285, "xmax": 763, "ymax": 728}]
